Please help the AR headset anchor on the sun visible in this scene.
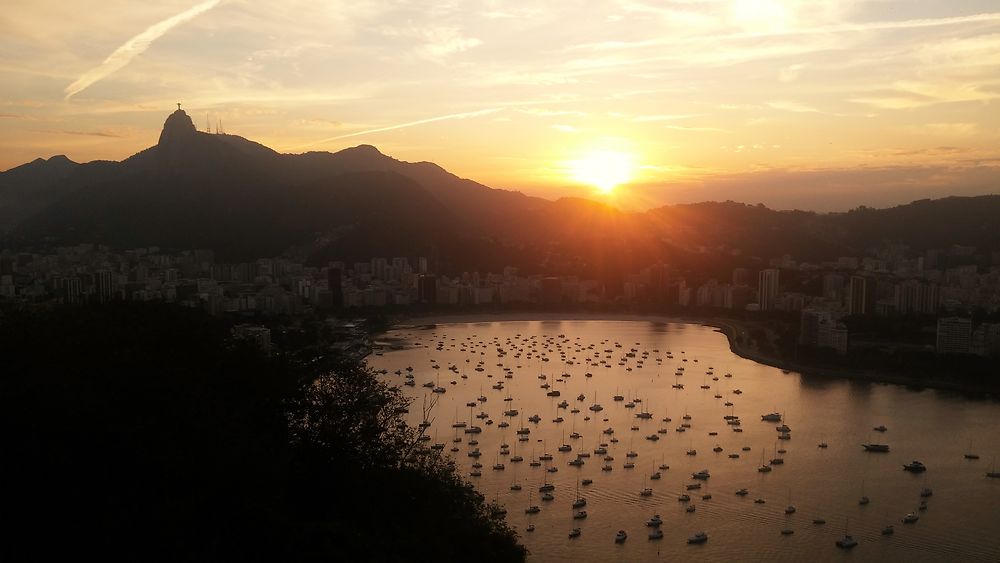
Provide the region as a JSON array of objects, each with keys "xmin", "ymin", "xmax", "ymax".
[{"xmin": 569, "ymin": 150, "xmax": 635, "ymax": 194}]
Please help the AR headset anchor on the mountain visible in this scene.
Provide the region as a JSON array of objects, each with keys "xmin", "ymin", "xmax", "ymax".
[
  {"xmin": 0, "ymin": 155, "xmax": 79, "ymax": 233},
  {"xmin": 3, "ymin": 109, "xmax": 999, "ymax": 271}
]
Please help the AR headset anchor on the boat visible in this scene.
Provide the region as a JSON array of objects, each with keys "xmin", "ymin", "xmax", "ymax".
[
  {"xmin": 646, "ymin": 514, "xmax": 663, "ymax": 527},
  {"xmin": 692, "ymin": 469, "xmax": 711, "ymax": 480},
  {"xmin": 568, "ymin": 527, "xmax": 581, "ymax": 538},
  {"xmin": 648, "ymin": 529, "xmax": 664, "ymax": 540},
  {"xmin": 573, "ymin": 510, "xmax": 587, "ymax": 519},
  {"xmin": 687, "ymin": 532, "xmax": 708, "ymax": 544},
  {"xmin": 903, "ymin": 460, "xmax": 927, "ymax": 473},
  {"xmin": 902, "ymin": 512, "xmax": 919, "ymax": 523},
  {"xmin": 614, "ymin": 530, "xmax": 628, "ymax": 543},
  {"xmin": 836, "ymin": 535, "xmax": 858, "ymax": 549},
  {"xmin": 965, "ymin": 440, "xmax": 979, "ymax": 459},
  {"xmin": 873, "ymin": 424, "xmax": 888, "ymax": 432},
  {"xmin": 526, "ymin": 524, "xmax": 535, "ymax": 532},
  {"xmin": 735, "ymin": 488, "xmax": 749, "ymax": 496},
  {"xmin": 761, "ymin": 412, "xmax": 782, "ymax": 422}
]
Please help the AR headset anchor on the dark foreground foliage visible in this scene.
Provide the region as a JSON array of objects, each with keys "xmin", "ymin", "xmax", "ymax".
[{"xmin": 0, "ymin": 304, "xmax": 523, "ymax": 562}]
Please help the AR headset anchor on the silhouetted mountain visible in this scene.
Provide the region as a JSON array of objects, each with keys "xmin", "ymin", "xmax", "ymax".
[
  {"xmin": 3, "ymin": 110, "xmax": 999, "ymax": 269},
  {"xmin": 0, "ymin": 155, "xmax": 79, "ymax": 233}
]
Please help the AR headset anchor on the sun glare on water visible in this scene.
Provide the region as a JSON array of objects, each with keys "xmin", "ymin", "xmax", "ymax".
[{"xmin": 569, "ymin": 150, "xmax": 635, "ymax": 194}]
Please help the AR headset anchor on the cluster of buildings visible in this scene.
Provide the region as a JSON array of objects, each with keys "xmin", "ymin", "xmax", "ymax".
[{"xmin": 2, "ymin": 241, "xmax": 999, "ymax": 357}]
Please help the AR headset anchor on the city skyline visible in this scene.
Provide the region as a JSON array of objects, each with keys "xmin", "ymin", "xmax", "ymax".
[{"xmin": 3, "ymin": 1, "xmax": 1000, "ymax": 211}]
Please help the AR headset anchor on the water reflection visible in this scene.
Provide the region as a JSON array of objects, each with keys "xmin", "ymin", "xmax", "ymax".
[{"xmin": 373, "ymin": 320, "xmax": 1000, "ymax": 562}]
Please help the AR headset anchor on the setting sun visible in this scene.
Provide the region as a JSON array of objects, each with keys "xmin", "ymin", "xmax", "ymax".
[{"xmin": 569, "ymin": 150, "xmax": 635, "ymax": 193}]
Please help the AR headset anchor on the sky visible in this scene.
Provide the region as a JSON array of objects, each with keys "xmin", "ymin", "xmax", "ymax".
[{"xmin": 1, "ymin": 0, "xmax": 999, "ymax": 211}]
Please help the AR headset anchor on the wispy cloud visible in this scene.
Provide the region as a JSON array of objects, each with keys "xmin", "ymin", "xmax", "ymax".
[
  {"xmin": 632, "ymin": 114, "xmax": 701, "ymax": 122},
  {"xmin": 64, "ymin": 0, "xmax": 223, "ymax": 100},
  {"xmin": 290, "ymin": 108, "xmax": 503, "ymax": 150},
  {"xmin": 60, "ymin": 129, "xmax": 123, "ymax": 138}
]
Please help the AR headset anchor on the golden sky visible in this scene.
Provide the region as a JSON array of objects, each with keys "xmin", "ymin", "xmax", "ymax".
[{"xmin": 2, "ymin": 0, "xmax": 999, "ymax": 210}]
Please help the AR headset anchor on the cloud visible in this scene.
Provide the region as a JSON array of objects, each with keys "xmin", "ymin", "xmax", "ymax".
[
  {"xmin": 377, "ymin": 25, "xmax": 482, "ymax": 62},
  {"xmin": 551, "ymin": 124, "xmax": 578, "ymax": 132},
  {"xmin": 64, "ymin": 0, "xmax": 223, "ymax": 100},
  {"xmin": 767, "ymin": 100, "xmax": 820, "ymax": 113},
  {"xmin": 290, "ymin": 108, "xmax": 503, "ymax": 149},
  {"xmin": 60, "ymin": 130, "xmax": 123, "ymax": 138},
  {"xmin": 665, "ymin": 125, "xmax": 727, "ymax": 132},
  {"xmin": 632, "ymin": 114, "xmax": 701, "ymax": 122}
]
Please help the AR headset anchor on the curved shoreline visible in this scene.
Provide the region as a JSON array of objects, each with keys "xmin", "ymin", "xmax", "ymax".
[{"xmin": 389, "ymin": 312, "xmax": 997, "ymax": 397}]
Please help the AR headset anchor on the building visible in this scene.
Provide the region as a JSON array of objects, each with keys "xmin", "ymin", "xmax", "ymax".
[
  {"xmin": 936, "ymin": 317, "xmax": 972, "ymax": 355},
  {"xmin": 757, "ymin": 269, "xmax": 779, "ymax": 311},
  {"xmin": 417, "ymin": 274, "xmax": 437, "ymax": 304},
  {"xmin": 732, "ymin": 268, "xmax": 750, "ymax": 286},
  {"xmin": 848, "ymin": 275, "xmax": 873, "ymax": 316},
  {"xmin": 893, "ymin": 279, "xmax": 939, "ymax": 315},
  {"xmin": 799, "ymin": 308, "xmax": 832, "ymax": 346},
  {"xmin": 541, "ymin": 277, "xmax": 562, "ymax": 306},
  {"xmin": 819, "ymin": 320, "xmax": 849, "ymax": 355},
  {"xmin": 326, "ymin": 266, "xmax": 343, "ymax": 309}
]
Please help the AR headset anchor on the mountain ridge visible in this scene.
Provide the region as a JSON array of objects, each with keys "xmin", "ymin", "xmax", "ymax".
[{"xmin": 3, "ymin": 110, "xmax": 1000, "ymax": 269}]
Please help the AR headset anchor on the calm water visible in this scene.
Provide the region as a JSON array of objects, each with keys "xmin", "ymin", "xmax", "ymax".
[{"xmin": 371, "ymin": 320, "xmax": 1000, "ymax": 562}]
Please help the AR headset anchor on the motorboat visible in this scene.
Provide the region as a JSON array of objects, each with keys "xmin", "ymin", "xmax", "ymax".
[
  {"xmin": 648, "ymin": 529, "xmax": 664, "ymax": 540},
  {"xmin": 687, "ymin": 532, "xmax": 708, "ymax": 544},
  {"xmin": 614, "ymin": 530, "xmax": 628, "ymax": 543},
  {"xmin": 902, "ymin": 512, "xmax": 919, "ymax": 523},
  {"xmin": 836, "ymin": 535, "xmax": 858, "ymax": 549},
  {"xmin": 903, "ymin": 460, "xmax": 927, "ymax": 473},
  {"xmin": 646, "ymin": 514, "xmax": 663, "ymax": 527},
  {"xmin": 761, "ymin": 412, "xmax": 782, "ymax": 422},
  {"xmin": 862, "ymin": 443, "xmax": 890, "ymax": 452},
  {"xmin": 568, "ymin": 527, "xmax": 581, "ymax": 538}
]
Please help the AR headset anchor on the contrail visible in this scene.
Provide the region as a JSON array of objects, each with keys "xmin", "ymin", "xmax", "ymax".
[
  {"xmin": 289, "ymin": 108, "xmax": 503, "ymax": 150},
  {"xmin": 65, "ymin": 0, "xmax": 222, "ymax": 100}
]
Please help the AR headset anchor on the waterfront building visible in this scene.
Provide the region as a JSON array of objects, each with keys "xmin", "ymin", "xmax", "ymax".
[{"xmin": 758, "ymin": 268, "xmax": 779, "ymax": 311}]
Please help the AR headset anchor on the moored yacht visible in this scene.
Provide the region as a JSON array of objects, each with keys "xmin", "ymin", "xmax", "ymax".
[
  {"xmin": 836, "ymin": 535, "xmax": 858, "ymax": 549},
  {"xmin": 687, "ymin": 531, "xmax": 708, "ymax": 544}
]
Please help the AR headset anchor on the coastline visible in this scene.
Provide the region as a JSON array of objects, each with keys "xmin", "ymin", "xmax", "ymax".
[{"xmin": 389, "ymin": 312, "xmax": 998, "ymax": 397}]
